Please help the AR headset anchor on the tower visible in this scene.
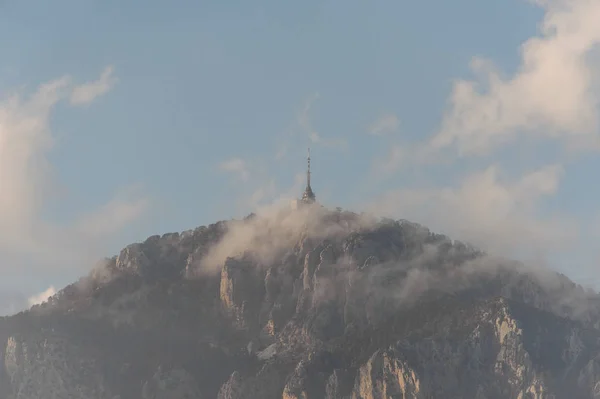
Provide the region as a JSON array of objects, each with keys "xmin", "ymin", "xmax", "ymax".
[{"xmin": 301, "ymin": 148, "xmax": 316, "ymax": 204}]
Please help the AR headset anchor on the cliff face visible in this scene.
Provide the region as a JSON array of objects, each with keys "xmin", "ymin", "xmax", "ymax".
[{"xmin": 1, "ymin": 206, "xmax": 600, "ymax": 398}]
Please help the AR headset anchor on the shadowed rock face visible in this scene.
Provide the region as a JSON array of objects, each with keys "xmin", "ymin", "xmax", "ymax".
[{"xmin": 2, "ymin": 208, "xmax": 600, "ymax": 398}]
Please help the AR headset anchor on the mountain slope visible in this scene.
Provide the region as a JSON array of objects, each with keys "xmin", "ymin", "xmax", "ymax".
[{"xmin": 1, "ymin": 205, "xmax": 599, "ymax": 398}]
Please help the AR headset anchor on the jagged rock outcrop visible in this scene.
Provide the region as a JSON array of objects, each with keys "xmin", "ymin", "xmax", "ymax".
[
  {"xmin": 1, "ymin": 206, "xmax": 600, "ymax": 398},
  {"xmin": 353, "ymin": 349, "xmax": 421, "ymax": 399},
  {"xmin": 220, "ymin": 257, "xmax": 265, "ymax": 330},
  {"xmin": 350, "ymin": 298, "xmax": 558, "ymax": 398},
  {"xmin": 2, "ymin": 334, "xmax": 111, "ymax": 399}
]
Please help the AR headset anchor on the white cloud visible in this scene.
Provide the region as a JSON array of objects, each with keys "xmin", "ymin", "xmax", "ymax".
[
  {"xmin": 199, "ymin": 202, "xmax": 379, "ymax": 274},
  {"xmin": 219, "ymin": 158, "xmax": 250, "ymax": 182},
  {"xmin": 370, "ymin": 140, "xmax": 453, "ymax": 177},
  {"xmin": 0, "ymin": 75, "xmax": 71, "ymax": 254},
  {"xmin": 432, "ymin": 0, "xmax": 600, "ymax": 155},
  {"xmin": 368, "ymin": 113, "xmax": 399, "ymax": 136},
  {"xmin": 367, "ymin": 164, "xmax": 576, "ymax": 257},
  {"xmin": 298, "ymin": 93, "xmax": 348, "ymax": 151},
  {"xmin": 27, "ymin": 286, "xmax": 56, "ymax": 307},
  {"xmin": 363, "ymin": 1, "xmax": 597, "ymax": 270},
  {"xmin": 246, "ymin": 179, "xmax": 278, "ymax": 209},
  {"xmin": 222, "ymin": 157, "xmax": 307, "ymax": 214},
  {"xmin": 308, "ymin": 130, "xmax": 348, "ymax": 150},
  {"xmin": 272, "ymin": 93, "xmax": 350, "ymax": 164},
  {"xmin": 69, "ymin": 65, "xmax": 117, "ymax": 106},
  {"xmin": 0, "ymin": 70, "xmax": 149, "ymax": 273},
  {"xmin": 297, "ymin": 92, "xmax": 320, "ymax": 135},
  {"xmin": 74, "ymin": 185, "xmax": 151, "ymax": 238},
  {"xmin": 373, "ymin": 145, "xmax": 405, "ymax": 175}
]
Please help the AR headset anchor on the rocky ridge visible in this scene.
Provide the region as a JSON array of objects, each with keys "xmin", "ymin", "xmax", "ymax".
[{"xmin": 1, "ymin": 205, "xmax": 600, "ymax": 398}]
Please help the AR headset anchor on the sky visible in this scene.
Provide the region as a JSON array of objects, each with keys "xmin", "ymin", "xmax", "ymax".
[{"xmin": 1, "ymin": 0, "xmax": 600, "ymax": 314}]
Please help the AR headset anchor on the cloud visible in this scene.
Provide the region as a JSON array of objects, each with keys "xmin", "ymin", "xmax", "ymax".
[
  {"xmin": 199, "ymin": 203, "xmax": 379, "ymax": 274},
  {"xmin": 0, "ymin": 75, "xmax": 71, "ymax": 254},
  {"xmin": 366, "ymin": 164, "xmax": 576, "ymax": 257},
  {"xmin": 272, "ymin": 93, "xmax": 350, "ymax": 164},
  {"xmin": 218, "ymin": 156, "xmax": 280, "ymax": 212},
  {"xmin": 74, "ymin": 185, "xmax": 151, "ymax": 238},
  {"xmin": 211, "ymin": 1, "xmax": 597, "ymax": 291},
  {"xmin": 368, "ymin": 113, "xmax": 399, "ymax": 136},
  {"xmin": 432, "ymin": 0, "xmax": 600, "ymax": 155},
  {"xmin": 361, "ymin": 249, "xmax": 598, "ymax": 321},
  {"xmin": 370, "ymin": 139, "xmax": 455, "ymax": 177},
  {"xmin": 69, "ymin": 65, "xmax": 117, "ymax": 106},
  {"xmin": 372, "ymin": 145, "xmax": 405, "ymax": 175},
  {"xmin": 27, "ymin": 286, "xmax": 56, "ymax": 307},
  {"xmin": 354, "ymin": 1, "xmax": 599, "ymax": 278},
  {"xmin": 308, "ymin": 131, "xmax": 348, "ymax": 150},
  {"xmin": 219, "ymin": 149, "xmax": 315, "ymax": 214},
  {"xmin": 0, "ymin": 69, "xmax": 149, "ymax": 275},
  {"xmin": 193, "ymin": 199, "xmax": 596, "ymax": 323},
  {"xmin": 298, "ymin": 93, "xmax": 348, "ymax": 151},
  {"xmin": 219, "ymin": 158, "xmax": 251, "ymax": 182}
]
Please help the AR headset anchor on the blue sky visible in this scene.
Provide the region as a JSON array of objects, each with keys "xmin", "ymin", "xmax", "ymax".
[{"xmin": 1, "ymin": 0, "xmax": 600, "ymax": 313}]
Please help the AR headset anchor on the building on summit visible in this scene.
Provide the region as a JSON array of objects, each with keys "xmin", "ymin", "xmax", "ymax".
[{"xmin": 291, "ymin": 148, "xmax": 316, "ymax": 210}]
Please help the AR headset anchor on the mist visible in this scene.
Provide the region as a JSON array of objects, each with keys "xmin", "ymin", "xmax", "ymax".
[{"xmin": 181, "ymin": 197, "xmax": 600, "ymax": 325}]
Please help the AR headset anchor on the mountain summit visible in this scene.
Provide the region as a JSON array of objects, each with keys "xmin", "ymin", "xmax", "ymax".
[{"xmin": 1, "ymin": 205, "xmax": 600, "ymax": 398}]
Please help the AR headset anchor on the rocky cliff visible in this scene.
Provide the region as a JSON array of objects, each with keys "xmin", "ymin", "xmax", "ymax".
[{"xmin": 1, "ymin": 205, "xmax": 600, "ymax": 398}]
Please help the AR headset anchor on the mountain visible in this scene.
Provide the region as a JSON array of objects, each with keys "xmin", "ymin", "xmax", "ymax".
[{"xmin": 2, "ymin": 204, "xmax": 600, "ymax": 398}]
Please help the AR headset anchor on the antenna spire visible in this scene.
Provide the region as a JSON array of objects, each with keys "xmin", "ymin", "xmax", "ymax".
[
  {"xmin": 301, "ymin": 147, "xmax": 316, "ymax": 203},
  {"xmin": 307, "ymin": 147, "xmax": 311, "ymax": 188}
]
